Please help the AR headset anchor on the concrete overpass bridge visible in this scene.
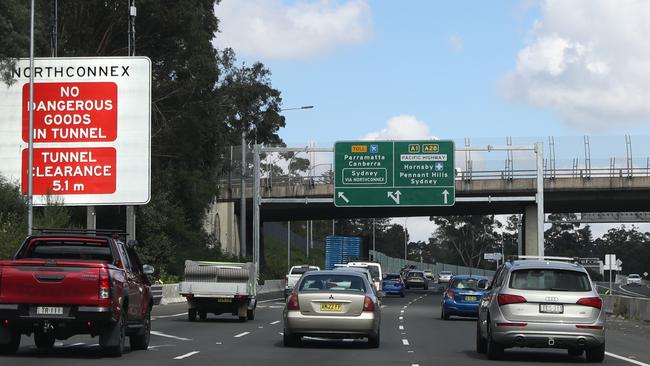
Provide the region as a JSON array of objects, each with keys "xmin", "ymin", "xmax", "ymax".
[{"xmin": 206, "ymin": 137, "xmax": 650, "ymax": 262}]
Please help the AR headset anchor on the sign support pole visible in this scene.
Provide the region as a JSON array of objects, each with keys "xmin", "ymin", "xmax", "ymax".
[
  {"xmin": 253, "ymin": 144, "xmax": 261, "ymax": 279},
  {"xmin": 535, "ymin": 142, "xmax": 545, "ymax": 256},
  {"xmin": 27, "ymin": 0, "xmax": 35, "ymax": 235}
]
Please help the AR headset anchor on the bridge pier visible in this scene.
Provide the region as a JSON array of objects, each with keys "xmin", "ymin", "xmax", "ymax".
[
  {"xmin": 203, "ymin": 201, "xmax": 241, "ymax": 256},
  {"xmin": 523, "ymin": 204, "xmax": 542, "ymax": 257}
]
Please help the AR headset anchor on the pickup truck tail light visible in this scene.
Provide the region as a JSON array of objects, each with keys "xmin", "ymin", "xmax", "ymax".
[
  {"xmin": 287, "ymin": 294, "xmax": 300, "ymax": 310},
  {"xmin": 99, "ymin": 269, "xmax": 110, "ymax": 299},
  {"xmin": 363, "ymin": 296, "xmax": 375, "ymax": 312}
]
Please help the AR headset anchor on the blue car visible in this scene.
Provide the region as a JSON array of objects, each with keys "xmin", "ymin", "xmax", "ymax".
[
  {"xmin": 441, "ymin": 275, "xmax": 488, "ymax": 320},
  {"xmin": 382, "ymin": 273, "xmax": 405, "ymax": 297}
]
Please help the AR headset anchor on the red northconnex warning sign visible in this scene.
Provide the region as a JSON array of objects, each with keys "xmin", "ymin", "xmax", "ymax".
[
  {"xmin": 22, "ymin": 82, "xmax": 117, "ymax": 143},
  {"xmin": 21, "ymin": 147, "xmax": 116, "ymax": 195}
]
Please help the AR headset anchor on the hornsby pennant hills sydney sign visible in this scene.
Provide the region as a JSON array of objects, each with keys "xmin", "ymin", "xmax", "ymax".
[{"xmin": 0, "ymin": 57, "xmax": 151, "ymax": 206}]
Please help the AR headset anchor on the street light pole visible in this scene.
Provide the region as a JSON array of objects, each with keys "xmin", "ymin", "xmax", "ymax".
[
  {"xmin": 240, "ymin": 130, "xmax": 246, "ymax": 258},
  {"xmin": 27, "ymin": 0, "xmax": 35, "ymax": 235},
  {"xmin": 404, "ymin": 218, "xmax": 409, "ymax": 261}
]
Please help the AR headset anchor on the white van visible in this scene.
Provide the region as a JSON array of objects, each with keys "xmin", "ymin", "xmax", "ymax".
[{"xmin": 345, "ymin": 262, "xmax": 383, "ymax": 291}]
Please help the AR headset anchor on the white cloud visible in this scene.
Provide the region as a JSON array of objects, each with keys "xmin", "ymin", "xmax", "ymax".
[
  {"xmin": 362, "ymin": 115, "xmax": 437, "ymax": 141},
  {"xmin": 392, "ymin": 217, "xmax": 437, "ymax": 243},
  {"xmin": 502, "ymin": 0, "xmax": 650, "ymax": 130},
  {"xmin": 214, "ymin": 0, "xmax": 372, "ymax": 60},
  {"xmin": 448, "ymin": 34, "xmax": 464, "ymax": 51}
]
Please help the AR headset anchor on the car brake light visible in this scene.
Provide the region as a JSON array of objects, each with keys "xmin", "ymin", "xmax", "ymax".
[
  {"xmin": 576, "ymin": 325, "xmax": 604, "ymax": 330},
  {"xmin": 576, "ymin": 297, "xmax": 602, "ymax": 309},
  {"xmin": 496, "ymin": 322, "xmax": 527, "ymax": 327},
  {"xmin": 287, "ymin": 294, "xmax": 300, "ymax": 311},
  {"xmin": 99, "ymin": 269, "xmax": 110, "ymax": 299},
  {"xmin": 446, "ymin": 290, "xmax": 455, "ymax": 300},
  {"xmin": 363, "ymin": 296, "xmax": 375, "ymax": 312},
  {"xmin": 497, "ymin": 294, "xmax": 527, "ymax": 306}
]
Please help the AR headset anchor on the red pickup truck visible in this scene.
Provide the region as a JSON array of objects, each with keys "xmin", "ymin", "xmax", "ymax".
[{"xmin": 0, "ymin": 231, "xmax": 154, "ymax": 356}]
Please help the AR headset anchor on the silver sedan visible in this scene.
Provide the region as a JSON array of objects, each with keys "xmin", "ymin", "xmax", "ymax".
[{"xmin": 283, "ymin": 270, "xmax": 381, "ymax": 348}]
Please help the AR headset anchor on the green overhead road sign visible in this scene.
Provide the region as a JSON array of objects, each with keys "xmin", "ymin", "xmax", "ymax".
[{"xmin": 334, "ymin": 140, "xmax": 455, "ymax": 207}]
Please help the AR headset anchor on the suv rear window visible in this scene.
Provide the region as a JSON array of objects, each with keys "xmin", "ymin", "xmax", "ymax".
[
  {"xmin": 509, "ymin": 269, "xmax": 591, "ymax": 292},
  {"xmin": 291, "ymin": 267, "xmax": 317, "ymax": 275},
  {"xmin": 299, "ymin": 274, "xmax": 367, "ymax": 293},
  {"xmin": 24, "ymin": 240, "xmax": 113, "ymax": 262},
  {"xmin": 451, "ymin": 278, "xmax": 487, "ymax": 290}
]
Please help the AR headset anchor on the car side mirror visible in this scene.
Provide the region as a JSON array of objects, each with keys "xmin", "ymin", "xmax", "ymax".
[{"xmin": 142, "ymin": 264, "xmax": 155, "ymax": 275}]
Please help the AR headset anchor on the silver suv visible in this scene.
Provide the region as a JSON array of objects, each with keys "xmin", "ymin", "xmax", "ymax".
[{"xmin": 476, "ymin": 256, "xmax": 605, "ymax": 362}]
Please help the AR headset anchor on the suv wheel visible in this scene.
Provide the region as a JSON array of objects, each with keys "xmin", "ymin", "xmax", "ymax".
[
  {"xmin": 441, "ymin": 306, "xmax": 449, "ymax": 320},
  {"xmin": 103, "ymin": 309, "xmax": 126, "ymax": 357},
  {"xmin": 199, "ymin": 311, "xmax": 207, "ymax": 321},
  {"xmin": 585, "ymin": 344, "xmax": 605, "ymax": 363},
  {"xmin": 476, "ymin": 321, "xmax": 487, "ymax": 354},
  {"xmin": 129, "ymin": 308, "xmax": 151, "ymax": 350},
  {"xmin": 0, "ymin": 329, "xmax": 20, "ymax": 355},
  {"xmin": 486, "ymin": 322, "xmax": 504, "ymax": 360}
]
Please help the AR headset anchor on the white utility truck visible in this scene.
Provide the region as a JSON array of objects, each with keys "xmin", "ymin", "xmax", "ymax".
[{"xmin": 179, "ymin": 261, "xmax": 257, "ymax": 322}]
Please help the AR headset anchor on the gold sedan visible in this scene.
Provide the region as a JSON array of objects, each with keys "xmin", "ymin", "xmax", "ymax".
[{"xmin": 283, "ymin": 270, "xmax": 382, "ymax": 348}]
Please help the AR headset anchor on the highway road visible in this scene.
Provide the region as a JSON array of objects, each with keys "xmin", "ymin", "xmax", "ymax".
[
  {"xmin": 596, "ymin": 282, "xmax": 650, "ymax": 298},
  {"xmin": 2, "ymin": 289, "xmax": 649, "ymax": 366}
]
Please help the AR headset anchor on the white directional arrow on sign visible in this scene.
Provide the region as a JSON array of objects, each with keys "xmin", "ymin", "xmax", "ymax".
[
  {"xmin": 442, "ymin": 190, "xmax": 449, "ymax": 204},
  {"xmin": 338, "ymin": 192, "xmax": 350, "ymax": 204},
  {"xmin": 387, "ymin": 190, "xmax": 402, "ymax": 204}
]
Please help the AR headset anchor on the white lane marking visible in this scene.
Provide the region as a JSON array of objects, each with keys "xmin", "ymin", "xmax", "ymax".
[
  {"xmin": 174, "ymin": 351, "xmax": 200, "ymax": 360},
  {"xmin": 401, "ymin": 332, "xmax": 406, "ymax": 335},
  {"xmin": 402, "ymin": 339, "xmax": 410, "ymax": 346},
  {"xmin": 279, "ymin": 332, "xmax": 284, "ymax": 336},
  {"xmin": 400, "ymin": 310, "xmax": 404, "ymax": 314},
  {"xmin": 147, "ymin": 344, "xmax": 174, "ymax": 350},
  {"xmin": 403, "ymin": 306, "xmax": 408, "ymax": 309},
  {"xmin": 215, "ymin": 342, "xmax": 222, "ymax": 345},
  {"xmin": 399, "ymin": 325, "xmax": 404, "ymax": 330},
  {"xmin": 412, "ymin": 364, "xmax": 420, "ymax": 366},
  {"xmin": 258, "ymin": 326, "xmax": 264, "ymax": 329},
  {"xmin": 258, "ymin": 298, "xmax": 284, "ymax": 303},
  {"xmin": 270, "ymin": 320, "xmax": 280, "ymax": 325},
  {"xmin": 606, "ymin": 352, "xmax": 650, "ymax": 366},
  {"xmin": 269, "ymin": 306, "xmax": 283, "ymax": 309},
  {"xmin": 151, "ymin": 331, "xmax": 192, "ymax": 341},
  {"xmin": 408, "ymin": 350, "xmax": 414, "ymax": 353},
  {"xmin": 381, "ymin": 305, "xmax": 387, "ymax": 309},
  {"xmin": 234, "ymin": 332, "xmax": 250, "ymax": 338},
  {"xmin": 152, "ymin": 312, "xmax": 186, "ymax": 320},
  {"xmin": 399, "ymin": 316, "xmax": 403, "ymax": 320}
]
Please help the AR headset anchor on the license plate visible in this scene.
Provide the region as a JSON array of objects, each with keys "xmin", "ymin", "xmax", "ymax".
[
  {"xmin": 540, "ymin": 304, "xmax": 563, "ymax": 314},
  {"xmin": 320, "ymin": 303, "xmax": 342, "ymax": 312},
  {"xmin": 465, "ymin": 296, "xmax": 478, "ymax": 301},
  {"xmin": 217, "ymin": 298, "xmax": 232, "ymax": 303},
  {"xmin": 36, "ymin": 306, "xmax": 64, "ymax": 315}
]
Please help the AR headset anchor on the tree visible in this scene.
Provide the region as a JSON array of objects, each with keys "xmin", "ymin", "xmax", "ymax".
[
  {"xmin": 545, "ymin": 213, "xmax": 593, "ymax": 258},
  {"xmin": 431, "ymin": 215, "xmax": 503, "ymax": 267}
]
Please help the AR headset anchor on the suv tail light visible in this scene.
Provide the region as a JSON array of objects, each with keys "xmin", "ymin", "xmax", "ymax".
[
  {"xmin": 576, "ymin": 297, "xmax": 602, "ymax": 309},
  {"xmin": 497, "ymin": 294, "xmax": 527, "ymax": 306},
  {"xmin": 363, "ymin": 296, "xmax": 375, "ymax": 312},
  {"xmin": 287, "ymin": 294, "xmax": 300, "ymax": 311},
  {"xmin": 99, "ymin": 269, "xmax": 110, "ymax": 299},
  {"xmin": 446, "ymin": 290, "xmax": 455, "ymax": 300}
]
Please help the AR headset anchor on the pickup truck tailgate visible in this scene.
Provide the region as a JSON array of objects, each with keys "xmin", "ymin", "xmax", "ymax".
[{"xmin": 0, "ymin": 260, "xmax": 105, "ymax": 305}]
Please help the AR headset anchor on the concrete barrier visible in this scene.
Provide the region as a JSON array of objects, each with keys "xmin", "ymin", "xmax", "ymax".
[
  {"xmin": 154, "ymin": 280, "xmax": 284, "ymax": 305},
  {"xmin": 603, "ymin": 295, "xmax": 650, "ymax": 322}
]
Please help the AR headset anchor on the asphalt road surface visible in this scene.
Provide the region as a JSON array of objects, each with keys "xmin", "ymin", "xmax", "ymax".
[{"xmin": 2, "ymin": 289, "xmax": 649, "ymax": 366}]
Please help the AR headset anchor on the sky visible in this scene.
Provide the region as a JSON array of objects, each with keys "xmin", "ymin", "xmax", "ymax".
[{"xmin": 213, "ymin": 0, "xmax": 650, "ymax": 242}]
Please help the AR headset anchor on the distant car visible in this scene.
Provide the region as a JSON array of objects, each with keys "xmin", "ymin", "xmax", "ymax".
[
  {"xmin": 283, "ymin": 270, "xmax": 381, "ymax": 348},
  {"xmin": 334, "ymin": 267, "xmax": 375, "ymax": 292},
  {"xmin": 626, "ymin": 274, "xmax": 642, "ymax": 286},
  {"xmin": 382, "ymin": 273, "xmax": 405, "ymax": 297},
  {"xmin": 405, "ymin": 270, "xmax": 428, "ymax": 290},
  {"xmin": 285, "ymin": 265, "xmax": 320, "ymax": 298},
  {"xmin": 441, "ymin": 275, "xmax": 488, "ymax": 320},
  {"xmin": 437, "ymin": 271, "xmax": 453, "ymax": 284},
  {"xmin": 476, "ymin": 257, "xmax": 605, "ymax": 362},
  {"xmin": 423, "ymin": 270, "xmax": 434, "ymax": 280},
  {"xmin": 346, "ymin": 262, "xmax": 383, "ymax": 291}
]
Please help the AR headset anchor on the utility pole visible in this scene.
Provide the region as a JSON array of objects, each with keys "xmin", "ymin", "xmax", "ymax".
[{"xmin": 240, "ymin": 130, "xmax": 246, "ymax": 258}]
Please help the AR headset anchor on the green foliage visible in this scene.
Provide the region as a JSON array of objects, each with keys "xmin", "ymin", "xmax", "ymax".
[
  {"xmin": 262, "ymin": 238, "xmax": 324, "ymax": 280},
  {"xmin": 432, "ymin": 215, "xmax": 503, "ymax": 268}
]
